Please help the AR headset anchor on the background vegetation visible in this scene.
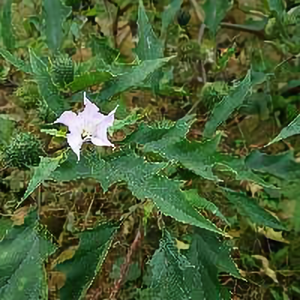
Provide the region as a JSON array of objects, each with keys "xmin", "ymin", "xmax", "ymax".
[{"xmin": 0, "ymin": 0, "xmax": 300, "ymax": 299}]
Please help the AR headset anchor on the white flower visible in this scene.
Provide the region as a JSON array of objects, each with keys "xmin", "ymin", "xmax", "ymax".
[{"xmin": 54, "ymin": 92, "xmax": 118, "ymax": 160}]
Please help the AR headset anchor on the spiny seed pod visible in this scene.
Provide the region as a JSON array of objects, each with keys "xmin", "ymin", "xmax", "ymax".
[
  {"xmin": 51, "ymin": 54, "xmax": 74, "ymax": 88},
  {"xmin": 37, "ymin": 100, "xmax": 56, "ymax": 123},
  {"xmin": 177, "ymin": 9, "xmax": 191, "ymax": 27},
  {"xmin": 201, "ymin": 82, "xmax": 230, "ymax": 110},
  {"xmin": 15, "ymin": 81, "xmax": 40, "ymax": 109},
  {"xmin": 3, "ymin": 132, "xmax": 44, "ymax": 169}
]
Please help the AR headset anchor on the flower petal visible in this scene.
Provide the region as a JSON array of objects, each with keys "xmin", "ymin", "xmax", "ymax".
[
  {"xmin": 91, "ymin": 136, "xmax": 114, "ymax": 147},
  {"xmin": 67, "ymin": 131, "xmax": 83, "ymax": 161},
  {"xmin": 54, "ymin": 111, "xmax": 79, "ymax": 132},
  {"xmin": 80, "ymin": 92, "xmax": 101, "ymax": 118},
  {"xmin": 93, "ymin": 106, "xmax": 118, "ymax": 147}
]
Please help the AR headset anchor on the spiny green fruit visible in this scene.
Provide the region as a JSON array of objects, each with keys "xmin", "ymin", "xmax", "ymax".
[
  {"xmin": 3, "ymin": 132, "xmax": 44, "ymax": 169},
  {"xmin": 15, "ymin": 81, "xmax": 40, "ymax": 109},
  {"xmin": 51, "ymin": 54, "xmax": 74, "ymax": 88},
  {"xmin": 201, "ymin": 82, "xmax": 230, "ymax": 110},
  {"xmin": 177, "ymin": 9, "xmax": 191, "ymax": 27}
]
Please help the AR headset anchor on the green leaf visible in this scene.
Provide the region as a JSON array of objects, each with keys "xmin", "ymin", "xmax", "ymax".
[
  {"xmin": 0, "ymin": 115, "xmax": 15, "ymax": 147},
  {"xmin": 147, "ymin": 229, "xmax": 238, "ymax": 300},
  {"xmin": 50, "ymin": 153, "xmax": 93, "ymax": 182},
  {"xmin": 136, "ymin": 0, "xmax": 164, "ymax": 61},
  {"xmin": 42, "ymin": 0, "xmax": 72, "ymax": 52},
  {"xmin": 245, "ymin": 150, "xmax": 300, "ymax": 181},
  {"xmin": 201, "ymin": 0, "xmax": 232, "ymax": 35},
  {"xmin": 0, "ymin": 218, "xmax": 12, "ymax": 241},
  {"xmin": 98, "ymin": 57, "xmax": 174, "ymax": 101},
  {"xmin": 224, "ymin": 189, "xmax": 285, "ymax": 230},
  {"xmin": 148, "ymin": 230, "xmax": 194, "ymax": 300},
  {"xmin": 184, "ymin": 228, "xmax": 240, "ymax": 299},
  {"xmin": 147, "ymin": 137, "xmax": 221, "ymax": 181},
  {"xmin": 55, "ymin": 222, "xmax": 118, "ymax": 300},
  {"xmin": 90, "ymin": 36, "xmax": 119, "ymax": 64},
  {"xmin": 203, "ymin": 70, "xmax": 266, "ymax": 137},
  {"xmin": 0, "ymin": 49, "xmax": 32, "ymax": 73},
  {"xmin": 132, "ymin": 175, "xmax": 221, "ymax": 234},
  {"xmin": 66, "ymin": 71, "xmax": 113, "ymax": 92},
  {"xmin": 89, "ymin": 152, "xmax": 220, "ymax": 234},
  {"xmin": 216, "ymin": 154, "xmax": 276, "ymax": 188},
  {"xmin": 92, "ymin": 153, "xmax": 166, "ymax": 192},
  {"xmin": 1, "ymin": 0, "xmax": 15, "ymax": 50},
  {"xmin": 125, "ymin": 114, "xmax": 195, "ymax": 146},
  {"xmin": 0, "ymin": 210, "xmax": 57, "ymax": 300},
  {"xmin": 266, "ymin": 114, "xmax": 300, "ymax": 146},
  {"xmin": 108, "ymin": 110, "xmax": 142, "ymax": 135},
  {"xmin": 268, "ymin": 0, "xmax": 285, "ymax": 18},
  {"xmin": 29, "ymin": 48, "xmax": 70, "ymax": 114},
  {"xmin": 161, "ymin": 0, "xmax": 183, "ymax": 38},
  {"xmin": 184, "ymin": 189, "xmax": 229, "ymax": 224},
  {"xmin": 22, "ymin": 155, "xmax": 63, "ymax": 203}
]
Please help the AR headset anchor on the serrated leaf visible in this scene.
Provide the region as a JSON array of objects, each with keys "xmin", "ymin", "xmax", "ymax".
[
  {"xmin": 97, "ymin": 57, "xmax": 174, "ymax": 101},
  {"xmin": 148, "ymin": 229, "xmax": 237, "ymax": 300},
  {"xmin": 88, "ymin": 152, "xmax": 220, "ymax": 234},
  {"xmin": 29, "ymin": 48, "xmax": 70, "ymax": 114},
  {"xmin": 108, "ymin": 110, "xmax": 142, "ymax": 135},
  {"xmin": 22, "ymin": 155, "xmax": 63, "ymax": 203},
  {"xmin": 55, "ymin": 222, "xmax": 118, "ymax": 300},
  {"xmin": 90, "ymin": 36, "xmax": 119, "ymax": 64},
  {"xmin": 0, "ymin": 210, "xmax": 57, "ymax": 300},
  {"xmin": 50, "ymin": 153, "xmax": 94, "ymax": 182},
  {"xmin": 266, "ymin": 114, "xmax": 300, "ymax": 146},
  {"xmin": 216, "ymin": 154, "xmax": 276, "ymax": 188},
  {"xmin": 43, "ymin": 0, "xmax": 72, "ymax": 52},
  {"xmin": 147, "ymin": 137, "xmax": 221, "ymax": 181},
  {"xmin": 184, "ymin": 189, "xmax": 229, "ymax": 224},
  {"xmin": 0, "ymin": 49, "xmax": 32, "ymax": 73},
  {"xmin": 1, "ymin": 0, "xmax": 15, "ymax": 50},
  {"xmin": 132, "ymin": 175, "xmax": 221, "ymax": 234},
  {"xmin": 245, "ymin": 150, "xmax": 300, "ymax": 181},
  {"xmin": 148, "ymin": 230, "xmax": 194, "ymax": 300},
  {"xmin": 224, "ymin": 189, "xmax": 285, "ymax": 230},
  {"xmin": 201, "ymin": 0, "xmax": 232, "ymax": 35},
  {"xmin": 136, "ymin": 0, "xmax": 164, "ymax": 61},
  {"xmin": 184, "ymin": 228, "xmax": 240, "ymax": 300},
  {"xmin": 203, "ymin": 70, "xmax": 266, "ymax": 137},
  {"xmin": 92, "ymin": 153, "xmax": 166, "ymax": 192},
  {"xmin": 67, "ymin": 71, "xmax": 113, "ymax": 92},
  {"xmin": 124, "ymin": 114, "xmax": 195, "ymax": 145}
]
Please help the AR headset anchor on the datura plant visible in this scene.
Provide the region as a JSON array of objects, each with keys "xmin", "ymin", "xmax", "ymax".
[
  {"xmin": 54, "ymin": 92, "xmax": 118, "ymax": 160},
  {"xmin": 0, "ymin": 0, "xmax": 299, "ymax": 299}
]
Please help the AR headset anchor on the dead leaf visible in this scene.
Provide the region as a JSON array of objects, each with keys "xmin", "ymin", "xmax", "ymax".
[
  {"xmin": 252, "ymin": 254, "xmax": 278, "ymax": 283},
  {"xmin": 258, "ymin": 227, "xmax": 290, "ymax": 244}
]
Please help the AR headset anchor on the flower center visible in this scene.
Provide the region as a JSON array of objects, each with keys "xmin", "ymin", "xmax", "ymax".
[{"xmin": 81, "ymin": 128, "xmax": 92, "ymax": 140}]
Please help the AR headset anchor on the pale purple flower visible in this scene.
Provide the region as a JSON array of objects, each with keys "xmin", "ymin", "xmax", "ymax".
[{"xmin": 54, "ymin": 92, "xmax": 118, "ymax": 160}]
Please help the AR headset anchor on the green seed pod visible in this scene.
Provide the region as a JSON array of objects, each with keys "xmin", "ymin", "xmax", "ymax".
[
  {"xmin": 51, "ymin": 53, "xmax": 74, "ymax": 88},
  {"xmin": 177, "ymin": 9, "xmax": 191, "ymax": 27},
  {"xmin": 15, "ymin": 81, "xmax": 40, "ymax": 109},
  {"xmin": 3, "ymin": 132, "xmax": 44, "ymax": 169}
]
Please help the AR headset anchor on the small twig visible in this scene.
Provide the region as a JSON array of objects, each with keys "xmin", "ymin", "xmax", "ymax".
[
  {"xmin": 220, "ymin": 22, "xmax": 265, "ymax": 37},
  {"xmin": 189, "ymin": 0, "xmax": 204, "ymax": 23},
  {"xmin": 186, "ymin": 24, "xmax": 207, "ymax": 116},
  {"xmin": 109, "ymin": 228, "xmax": 142, "ymax": 300},
  {"xmin": 84, "ymin": 194, "xmax": 96, "ymax": 229}
]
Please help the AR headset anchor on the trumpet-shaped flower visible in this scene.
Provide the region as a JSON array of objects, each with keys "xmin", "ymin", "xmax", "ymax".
[{"xmin": 54, "ymin": 92, "xmax": 118, "ymax": 160}]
